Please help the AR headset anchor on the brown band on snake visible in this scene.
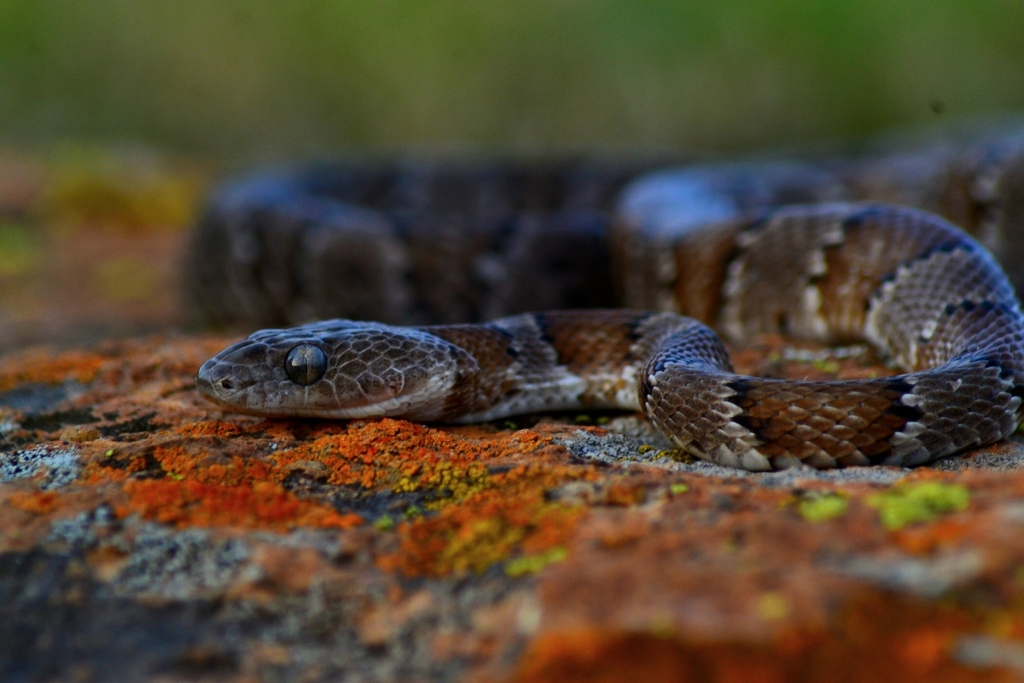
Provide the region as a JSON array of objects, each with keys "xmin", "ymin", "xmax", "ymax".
[
  {"xmin": 529, "ymin": 310, "xmax": 653, "ymax": 376},
  {"xmin": 723, "ymin": 377, "xmax": 924, "ymax": 467}
]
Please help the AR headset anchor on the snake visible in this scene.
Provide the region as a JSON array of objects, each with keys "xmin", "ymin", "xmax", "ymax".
[{"xmin": 193, "ymin": 126, "xmax": 1024, "ymax": 470}]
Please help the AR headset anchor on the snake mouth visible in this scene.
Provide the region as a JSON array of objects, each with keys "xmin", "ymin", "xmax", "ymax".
[{"xmin": 196, "ymin": 359, "xmax": 236, "ymax": 404}]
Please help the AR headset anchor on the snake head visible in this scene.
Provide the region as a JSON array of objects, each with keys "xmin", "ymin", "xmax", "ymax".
[{"xmin": 196, "ymin": 320, "xmax": 476, "ymax": 420}]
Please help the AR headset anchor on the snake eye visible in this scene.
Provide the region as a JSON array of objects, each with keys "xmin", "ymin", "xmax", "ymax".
[{"xmin": 284, "ymin": 344, "xmax": 328, "ymax": 386}]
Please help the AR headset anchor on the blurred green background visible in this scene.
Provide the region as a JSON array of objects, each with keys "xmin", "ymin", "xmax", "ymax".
[{"xmin": 2, "ymin": 0, "xmax": 1023, "ymax": 161}]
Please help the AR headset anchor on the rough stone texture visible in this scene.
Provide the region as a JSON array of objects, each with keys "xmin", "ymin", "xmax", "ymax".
[
  {"xmin": 1, "ymin": 333, "xmax": 1024, "ymax": 683},
  {"xmin": 3, "ymin": 149, "xmax": 1024, "ymax": 681}
]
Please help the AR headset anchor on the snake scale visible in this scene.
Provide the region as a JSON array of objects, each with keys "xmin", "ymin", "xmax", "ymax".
[{"xmin": 194, "ymin": 125, "xmax": 1024, "ymax": 470}]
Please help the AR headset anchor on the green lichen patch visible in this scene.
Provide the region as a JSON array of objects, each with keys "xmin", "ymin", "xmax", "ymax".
[
  {"xmin": 796, "ymin": 492, "xmax": 848, "ymax": 522},
  {"xmin": 865, "ymin": 481, "xmax": 970, "ymax": 530},
  {"xmin": 505, "ymin": 546, "xmax": 568, "ymax": 577}
]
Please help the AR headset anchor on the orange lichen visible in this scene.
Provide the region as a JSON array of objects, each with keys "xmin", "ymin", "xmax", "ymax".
[
  {"xmin": 892, "ymin": 520, "xmax": 969, "ymax": 555},
  {"xmin": 148, "ymin": 443, "xmax": 266, "ymax": 486},
  {"xmin": 379, "ymin": 461, "xmax": 592, "ymax": 577},
  {"xmin": 0, "ymin": 348, "xmax": 107, "ymax": 391},
  {"xmin": 7, "ymin": 490, "xmax": 61, "ymax": 515},
  {"xmin": 379, "ymin": 488, "xmax": 583, "ymax": 577},
  {"xmin": 81, "ymin": 418, "xmax": 590, "ymax": 545},
  {"xmin": 232, "ymin": 419, "xmax": 592, "ymax": 521},
  {"xmin": 512, "ymin": 630, "xmax": 697, "ymax": 683},
  {"xmin": 511, "ymin": 620, "xmax": 991, "ymax": 683},
  {"xmin": 896, "ymin": 628, "xmax": 953, "ymax": 670},
  {"xmin": 273, "ymin": 418, "xmax": 547, "ymax": 493},
  {"xmin": 174, "ymin": 421, "xmax": 246, "ymax": 438},
  {"xmin": 78, "ymin": 450, "xmax": 147, "ymax": 484},
  {"xmin": 606, "ymin": 482, "xmax": 648, "ymax": 506},
  {"xmin": 310, "ymin": 423, "xmax": 602, "ymax": 577},
  {"xmin": 117, "ymin": 479, "xmax": 362, "ymax": 531}
]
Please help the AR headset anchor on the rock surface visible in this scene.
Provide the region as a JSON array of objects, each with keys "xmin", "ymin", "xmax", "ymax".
[{"xmin": 2, "ymin": 333, "xmax": 1024, "ymax": 683}]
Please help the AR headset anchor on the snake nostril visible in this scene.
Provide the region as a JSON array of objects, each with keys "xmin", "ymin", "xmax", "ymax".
[{"xmin": 218, "ymin": 378, "xmax": 234, "ymax": 391}]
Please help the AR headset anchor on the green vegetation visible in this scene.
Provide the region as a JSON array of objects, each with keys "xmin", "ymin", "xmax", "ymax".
[
  {"xmin": 1, "ymin": 1, "xmax": 1023, "ymax": 158},
  {"xmin": 0, "ymin": 222, "xmax": 41, "ymax": 276}
]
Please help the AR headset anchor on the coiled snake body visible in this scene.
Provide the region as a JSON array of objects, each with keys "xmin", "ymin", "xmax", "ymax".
[{"xmin": 194, "ymin": 128, "xmax": 1024, "ymax": 470}]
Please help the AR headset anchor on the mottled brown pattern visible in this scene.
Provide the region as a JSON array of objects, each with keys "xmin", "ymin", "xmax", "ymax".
[
  {"xmin": 532, "ymin": 310, "xmax": 653, "ymax": 377},
  {"xmin": 814, "ymin": 206, "xmax": 965, "ymax": 339},
  {"xmin": 421, "ymin": 324, "xmax": 519, "ymax": 413},
  {"xmin": 932, "ymin": 158, "xmax": 984, "ymax": 233},
  {"xmin": 726, "ymin": 378, "xmax": 918, "ymax": 466},
  {"xmin": 422, "ymin": 325, "xmax": 517, "ymax": 380},
  {"xmin": 671, "ymin": 219, "xmax": 748, "ymax": 325}
]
